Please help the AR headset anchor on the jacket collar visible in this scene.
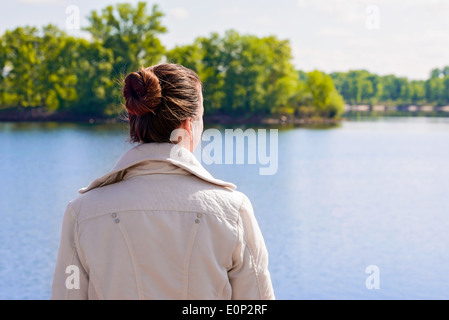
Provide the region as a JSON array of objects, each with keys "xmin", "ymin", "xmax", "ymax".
[{"xmin": 78, "ymin": 142, "xmax": 236, "ymax": 194}]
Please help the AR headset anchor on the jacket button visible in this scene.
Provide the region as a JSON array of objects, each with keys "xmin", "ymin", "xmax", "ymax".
[
  {"xmin": 114, "ymin": 218, "xmax": 120, "ymax": 223},
  {"xmin": 111, "ymin": 213, "xmax": 117, "ymax": 218},
  {"xmin": 196, "ymin": 213, "xmax": 202, "ymax": 218},
  {"xmin": 195, "ymin": 219, "xmax": 200, "ymax": 224}
]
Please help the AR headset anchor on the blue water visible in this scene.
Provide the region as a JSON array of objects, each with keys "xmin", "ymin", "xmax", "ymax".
[{"xmin": 1, "ymin": 118, "xmax": 449, "ymax": 299}]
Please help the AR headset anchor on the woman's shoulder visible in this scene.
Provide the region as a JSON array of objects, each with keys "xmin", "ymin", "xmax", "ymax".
[{"xmin": 66, "ymin": 175, "xmax": 251, "ymax": 225}]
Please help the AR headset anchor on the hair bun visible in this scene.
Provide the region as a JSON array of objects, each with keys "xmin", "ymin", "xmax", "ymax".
[{"xmin": 123, "ymin": 67, "xmax": 162, "ymax": 116}]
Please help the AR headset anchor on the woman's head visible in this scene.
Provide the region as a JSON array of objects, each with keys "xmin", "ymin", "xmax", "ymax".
[{"xmin": 123, "ymin": 63, "xmax": 204, "ymax": 151}]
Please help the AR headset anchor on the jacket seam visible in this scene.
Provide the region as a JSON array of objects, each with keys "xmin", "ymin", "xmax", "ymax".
[
  {"xmin": 238, "ymin": 195, "xmax": 264, "ymax": 300},
  {"xmin": 65, "ymin": 203, "xmax": 78, "ymax": 300},
  {"xmin": 217, "ymin": 276, "xmax": 230, "ymax": 299},
  {"xmin": 243, "ymin": 243, "xmax": 262, "ymax": 299},
  {"xmin": 69, "ymin": 203, "xmax": 104, "ymax": 299},
  {"xmin": 228, "ymin": 195, "xmax": 243, "ymax": 271},
  {"xmin": 65, "ymin": 247, "xmax": 76, "ymax": 300},
  {"xmin": 77, "ymin": 208, "xmax": 237, "ymax": 225},
  {"xmin": 182, "ymin": 220, "xmax": 200, "ymax": 299},
  {"xmin": 116, "ymin": 220, "xmax": 144, "ymax": 299}
]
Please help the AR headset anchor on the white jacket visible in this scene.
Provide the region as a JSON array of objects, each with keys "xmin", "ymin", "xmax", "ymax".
[{"xmin": 51, "ymin": 142, "xmax": 275, "ymax": 300}]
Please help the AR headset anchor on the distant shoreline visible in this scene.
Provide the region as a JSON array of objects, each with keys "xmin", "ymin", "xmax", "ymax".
[
  {"xmin": 2, "ymin": 106, "xmax": 448, "ymax": 126},
  {"xmin": 0, "ymin": 107, "xmax": 341, "ymax": 126}
]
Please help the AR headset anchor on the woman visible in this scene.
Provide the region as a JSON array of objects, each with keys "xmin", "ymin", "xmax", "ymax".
[{"xmin": 51, "ymin": 63, "xmax": 275, "ymax": 300}]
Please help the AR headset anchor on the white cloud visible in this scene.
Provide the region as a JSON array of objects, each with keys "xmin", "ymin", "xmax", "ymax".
[
  {"xmin": 296, "ymin": 0, "xmax": 366, "ymax": 23},
  {"xmin": 17, "ymin": 0, "xmax": 64, "ymax": 4},
  {"xmin": 218, "ymin": 6, "xmax": 241, "ymax": 16},
  {"xmin": 291, "ymin": 0, "xmax": 449, "ymax": 79},
  {"xmin": 253, "ymin": 16, "xmax": 276, "ymax": 27},
  {"xmin": 318, "ymin": 27, "xmax": 353, "ymax": 38},
  {"xmin": 169, "ymin": 7, "xmax": 189, "ymax": 20},
  {"xmin": 292, "ymin": 45, "xmax": 349, "ymax": 72},
  {"xmin": 297, "ymin": 0, "xmax": 446, "ymax": 8},
  {"xmin": 296, "ymin": 0, "xmax": 449, "ymax": 20}
]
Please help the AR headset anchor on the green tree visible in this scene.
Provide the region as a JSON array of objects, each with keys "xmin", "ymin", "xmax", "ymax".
[
  {"xmin": 0, "ymin": 25, "xmax": 80, "ymax": 111},
  {"xmin": 1, "ymin": 26, "xmax": 42, "ymax": 108},
  {"xmin": 167, "ymin": 33, "xmax": 226, "ymax": 113},
  {"xmin": 0, "ymin": 33, "xmax": 8, "ymax": 107},
  {"xmin": 425, "ymin": 77, "xmax": 444, "ymax": 105},
  {"xmin": 259, "ymin": 35, "xmax": 298, "ymax": 115},
  {"xmin": 85, "ymin": 1, "xmax": 167, "ymax": 75},
  {"xmin": 430, "ymin": 68, "xmax": 442, "ymax": 79},
  {"xmin": 0, "ymin": 24, "xmax": 117, "ymax": 115},
  {"xmin": 443, "ymin": 76, "xmax": 449, "ymax": 105},
  {"xmin": 330, "ymin": 70, "xmax": 376, "ymax": 105},
  {"xmin": 303, "ymin": 70, "xmax": 344, "ymax": 118},
  {"xmin": 168, "ymin": 29, "xmax": 299, "ymax": 116},
  {"xmin": 409, "ymin": 80, "xmax": 426, "ymax": 105},
  {"xmin": 37, "ymin": 25, "xmax": 78, "ymax": 111},
  {"xmin": 71, "ymin": 39, "xmax": 115, "ymax": 116}
]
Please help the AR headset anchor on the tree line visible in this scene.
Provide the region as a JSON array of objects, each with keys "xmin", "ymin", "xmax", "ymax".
[
  {"xmin": 0, "ymin": 2, "xmax": 446, "ymax": 121},
  {"xmin": 330, "ymin": 68, "xmax": 449, "ymax": 107},
  {"xmin": 0, "ymin": 2, "xmax": 344, "ymax": 120}
]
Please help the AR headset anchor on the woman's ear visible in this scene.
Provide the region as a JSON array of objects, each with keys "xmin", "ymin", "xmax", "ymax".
[{"xmin": 177, "ymin": 118, "xmax": 193, "ymax": 145}]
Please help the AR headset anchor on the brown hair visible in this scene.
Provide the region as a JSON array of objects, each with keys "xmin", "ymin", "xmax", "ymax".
[{"xmin": 123, "ymin": 63, "xmax": 202, "ymax": 143}]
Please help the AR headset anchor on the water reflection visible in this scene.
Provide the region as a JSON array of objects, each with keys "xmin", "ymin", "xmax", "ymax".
[{"xmin": 1, "ymin": 118, "xmax": 449, "ymax": 299}]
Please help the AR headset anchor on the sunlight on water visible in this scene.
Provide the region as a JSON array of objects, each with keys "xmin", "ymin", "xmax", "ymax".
[{"xmin": 1, "ymin": 118, "xmax": 449, "ymax": 299}]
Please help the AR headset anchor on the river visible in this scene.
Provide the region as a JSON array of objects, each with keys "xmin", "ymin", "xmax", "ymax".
[{"xmin": 1, "ymin": 117, "xmax": 449, "ymax": 299}]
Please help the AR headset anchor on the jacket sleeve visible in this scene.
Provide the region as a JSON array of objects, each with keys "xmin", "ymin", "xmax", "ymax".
[
  {"xmin": 51, "ymin": 203, "xmax": 89, "ymax": 300},
  {"xmin": 228, "ymin": 194, "xmax": 275, "ymax": 300}
]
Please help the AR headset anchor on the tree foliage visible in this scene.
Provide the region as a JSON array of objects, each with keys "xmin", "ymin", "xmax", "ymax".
[
  {"xmin": 2, "ymin": 1, "xmax": 448, "ymax": 120},
  {"xmin": 330, "ymin": 69, "xmax": 449, "ymax": 107},
  {"xmin": 0, "ymin": 1, "xmax": 346, "ymax": 119},
  {"xmin": 84, "ymin": 1, "xmax": 166, "ymax": 74},
  {"xmin": 300, "ymin": 70, "xmax": 345, "ymax": 118},
  {"xmin": 167, "ymin": 30, "xmax": 340, "ymax": 118}
]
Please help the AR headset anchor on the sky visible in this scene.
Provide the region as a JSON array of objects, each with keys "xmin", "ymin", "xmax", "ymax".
[{"xmin": 1, "ymin": 0, "xmax": 449, "ymax": 80}]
